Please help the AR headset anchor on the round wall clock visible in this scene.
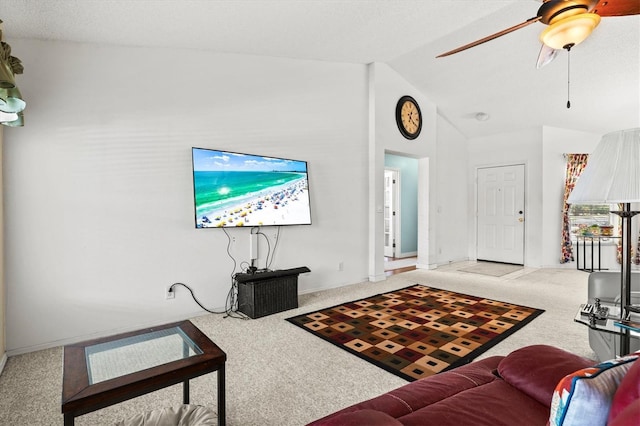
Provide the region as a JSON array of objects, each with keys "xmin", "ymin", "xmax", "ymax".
[{"xmin": 395, "ymin": 95, "xmax": 422, "ymax": 140}]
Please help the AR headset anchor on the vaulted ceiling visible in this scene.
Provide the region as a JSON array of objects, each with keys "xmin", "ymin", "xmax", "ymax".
[{"xmin": 3, "ymin": 0, "xmax": 639, "ymax": 138}]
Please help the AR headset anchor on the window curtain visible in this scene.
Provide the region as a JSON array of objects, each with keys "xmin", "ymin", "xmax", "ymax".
[{"xmin": 561, "ymin": 154, "xmax": 589, "ymax": 263}]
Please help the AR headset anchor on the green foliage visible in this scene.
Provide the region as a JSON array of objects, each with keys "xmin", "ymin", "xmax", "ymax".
[{"xmin": 569, "ymin": 204, "xmax": 611, "ymax": 216}]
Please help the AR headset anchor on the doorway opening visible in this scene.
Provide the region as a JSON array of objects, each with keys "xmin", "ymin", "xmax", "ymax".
[
  {"xmin": 383, "ymin": 153, "xmax": 419, "ymax": 269},
  {"xmin": 384, "ymin": 256, "xmax": 418, "ymax": 275}
]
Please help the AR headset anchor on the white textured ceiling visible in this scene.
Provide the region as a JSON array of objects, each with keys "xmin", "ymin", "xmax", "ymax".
[{"xmin": 2, "ymin": 0, "xmax": 639, "ymax": 138}]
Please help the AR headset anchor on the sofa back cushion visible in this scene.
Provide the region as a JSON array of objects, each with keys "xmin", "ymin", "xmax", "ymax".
[{"xmin": 497, "ymin": 345, "xmax": 594, "ymax": 407}]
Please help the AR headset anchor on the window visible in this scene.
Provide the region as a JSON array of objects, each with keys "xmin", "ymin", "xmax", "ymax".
[{"xmin": 569, "ymin": 203, "xmax": 618, "ymax": 241}]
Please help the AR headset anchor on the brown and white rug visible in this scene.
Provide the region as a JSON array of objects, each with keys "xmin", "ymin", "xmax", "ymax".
[{"xmin": 286, "ymin": 284, "xmax": 543, "ymax": 381}]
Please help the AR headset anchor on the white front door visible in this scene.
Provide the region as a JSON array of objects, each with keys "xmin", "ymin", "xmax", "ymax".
[
  {"xmin": 384, "ymin": 169, "xmax": 398, "ymax": 257},
  {"xmin": 477, "ymin": 164, "xmax": 525, "ymax": 264}
]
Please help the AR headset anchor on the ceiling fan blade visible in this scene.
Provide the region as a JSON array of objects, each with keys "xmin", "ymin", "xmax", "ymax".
[
  {"xmin": 536, "ymin": 43, "xmax": 558, "ymax": 69},
  {"xmin": 591, "ymin": 0, "xmax": 640, "ymax": 17},
  {"xmin": 436, "ymin": 16, "xmax": 541, "ymax": 58}
]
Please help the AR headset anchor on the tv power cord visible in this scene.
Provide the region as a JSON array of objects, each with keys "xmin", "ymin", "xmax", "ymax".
[{"xmin": 168, "ymin": 282, "xmax": 249, "ymax": 320}]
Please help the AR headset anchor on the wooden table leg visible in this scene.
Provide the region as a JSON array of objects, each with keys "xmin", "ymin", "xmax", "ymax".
[
  {"xmin": 218, "ymin": 365, "xmax": 226, "ymax": 426},
  {"xmin": 64, "ymin": 414, "xmax": 74, "ymax": 426},
  {"xmin": 183, "ymin": 379, "xmax": 190, "ymax": 404}
]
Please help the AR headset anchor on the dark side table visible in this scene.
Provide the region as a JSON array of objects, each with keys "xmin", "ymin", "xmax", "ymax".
[{"xmin": 62, "ymin": 320, "xmax": 226, "ymax": 425}]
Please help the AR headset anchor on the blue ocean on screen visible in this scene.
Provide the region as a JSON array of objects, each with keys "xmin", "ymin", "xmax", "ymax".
[{"xmin": 194, "ymin": 171, "xmax": 304, "ymax": 215}]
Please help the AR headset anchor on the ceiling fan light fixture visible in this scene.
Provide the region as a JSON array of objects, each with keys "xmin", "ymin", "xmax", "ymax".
[{"xmin": 540, "ymin": 13, "xmax": 601, "ymax": 49}]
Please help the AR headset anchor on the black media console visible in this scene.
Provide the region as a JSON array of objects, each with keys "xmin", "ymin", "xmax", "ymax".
[{"xmin": 235, "ymin": 267, "xmax": 311, "ymax": 319}]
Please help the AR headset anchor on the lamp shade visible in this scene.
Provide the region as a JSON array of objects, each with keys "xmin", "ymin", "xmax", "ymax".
[
  {"xmin": 567, "ymin": 128, "xmax": 640, "ymax": 204},
  {"xmin": 540, "ymin": 13, "xmax": 600, "ymax": 50}
]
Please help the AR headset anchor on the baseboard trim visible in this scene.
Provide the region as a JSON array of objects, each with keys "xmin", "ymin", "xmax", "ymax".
[
  {"xmin": 416, "ymin": 262, "xmax": 437, "ymax": 270},
  {"xmin": 368, "ymin": 273, "xmax": 387, "ymax": 282},
  {"xmin": 0, "ymin": 352, "xmax": 7, "ymax": 376},
  {"xmin": 394, "ymin": 251, "xmax": 417, "ymax": 259}
]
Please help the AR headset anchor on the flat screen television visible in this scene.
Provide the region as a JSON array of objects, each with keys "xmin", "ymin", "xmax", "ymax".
[{"xmin": 192, "ymin": 147, "xmax": 312, "ymax": 228}]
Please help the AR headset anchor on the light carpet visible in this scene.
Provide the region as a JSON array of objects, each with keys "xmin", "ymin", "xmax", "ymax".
[{"xmin": 0, "ymin": 264, "xmax": 595, "ymax": 425}]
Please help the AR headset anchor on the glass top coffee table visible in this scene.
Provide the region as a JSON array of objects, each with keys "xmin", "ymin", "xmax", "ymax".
[{"xmin": 62, "ymin": 320, "xmax": 226, "ymax": 425}]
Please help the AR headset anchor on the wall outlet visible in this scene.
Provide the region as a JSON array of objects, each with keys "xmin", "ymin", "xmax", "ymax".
[
  {"xmin": 165, "ymin": 285, "xmax": 175, "ymax": 300},
  {"xmin": 338, "ymin": 261, "xmax": 344, "ymax": 271}
]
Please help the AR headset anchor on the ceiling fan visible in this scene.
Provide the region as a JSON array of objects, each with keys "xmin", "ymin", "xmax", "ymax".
[{"xmin": 437, "ymin": 0, "xmax": 640, "ymax": 68}]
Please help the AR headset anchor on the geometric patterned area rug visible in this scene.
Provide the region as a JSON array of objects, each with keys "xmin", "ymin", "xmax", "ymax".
[{"xmin": 286, "ymin": 284, "xmax": 544, "ymax": 382}]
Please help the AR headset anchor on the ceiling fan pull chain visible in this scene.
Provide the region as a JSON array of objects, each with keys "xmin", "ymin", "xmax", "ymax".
[{"xmin": 565, "ymin": 43, "xmax": 573, "ymax": 109}]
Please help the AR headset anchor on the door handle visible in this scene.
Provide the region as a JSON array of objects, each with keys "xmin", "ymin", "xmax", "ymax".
[{"xmin": 518, "ymin": 218, "xmax": 524, "ymax": 222}]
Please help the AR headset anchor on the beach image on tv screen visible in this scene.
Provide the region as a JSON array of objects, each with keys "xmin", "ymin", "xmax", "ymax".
[{"xmin": 192, "ymin": 148, "xmax": 312, "ymax": 228}]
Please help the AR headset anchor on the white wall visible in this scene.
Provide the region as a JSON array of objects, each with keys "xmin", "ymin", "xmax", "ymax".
[
  {"xmin": 541, "ymin": 126, "xmax": 601, "ymax": 267},
  {"xmin": 467, "ymin": 128, "xmax": 543, "ymax": 266},
  {"xmin": 369, "ymin": 63, "xmax": 438, "ymax": 278},
  {"xmin": 435, "ymin": 117, "xmax": 469, "ymax": 265},
  {"xmin": 541, "ymin": 126, "xmax": 640, "ymax": 271},
  {"xmin": 370, "ymin": 63, "xmax": 469, "ymax": 271},
  {"xmin": 467, "ymin": 125, "xmax": 627, "ymax": 269},
  {"xmin": 4, "ymin": 40, "xmax": 374, "ymax": 354},
  {"xmin": 6, "ymin": 39, "xmax": 585, "ymax": 355}
]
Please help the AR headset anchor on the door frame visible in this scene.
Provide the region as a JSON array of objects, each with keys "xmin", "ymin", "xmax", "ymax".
[
  {"xmin": 475, "ymin": 163, "xmax": 526, "ymax": 265},
  {"xmin": 384, "ymin": 168, "xmax": 400, "ymax": 258}
]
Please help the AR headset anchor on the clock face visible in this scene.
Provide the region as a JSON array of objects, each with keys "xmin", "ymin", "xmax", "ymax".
[{"xmin": 395, "ymin": 96, "xmax": 422, "ymax": 140}]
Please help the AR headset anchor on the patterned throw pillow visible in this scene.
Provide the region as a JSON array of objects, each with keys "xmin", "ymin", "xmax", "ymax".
[{"xmin": 548, "ymin": 352, "xmax": 639, "ymax": 426}]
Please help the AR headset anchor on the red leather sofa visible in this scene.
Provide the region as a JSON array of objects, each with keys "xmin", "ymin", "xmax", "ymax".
[{"xmin": 308, "ymin": 345, "xmax": 640, "ymax": 426}]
